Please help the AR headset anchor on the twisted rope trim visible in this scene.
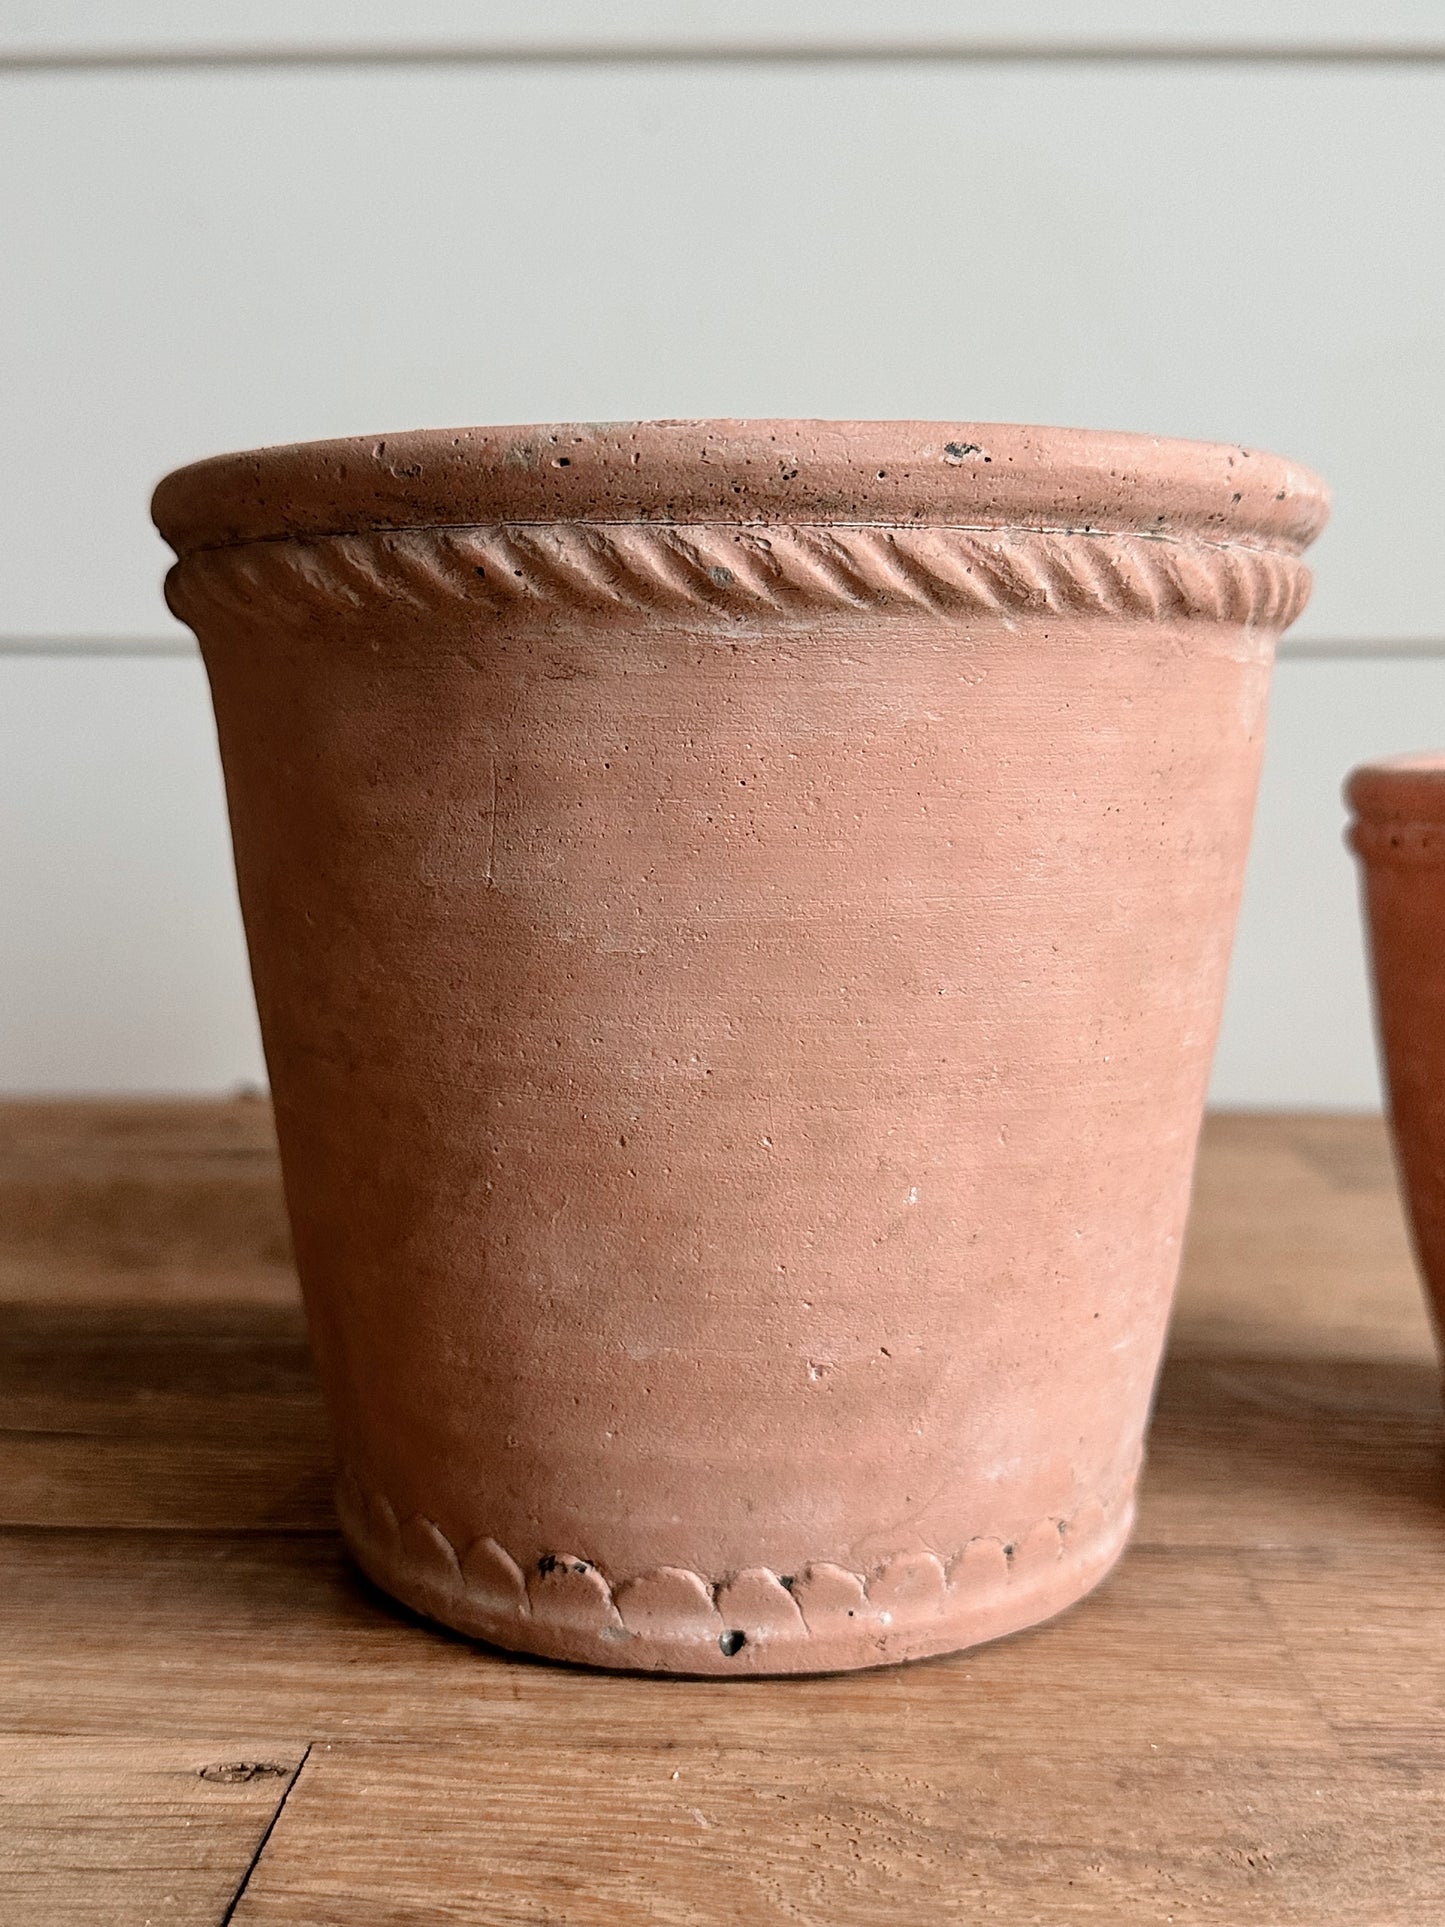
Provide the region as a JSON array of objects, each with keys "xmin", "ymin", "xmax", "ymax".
[
  {"xmin": 167, "ymin": 520, "xmax": 1311, "ymax": 631},
  {"xmin": 336, "ymin": 1468, "xmax": 1119, "ymax": 1657}
]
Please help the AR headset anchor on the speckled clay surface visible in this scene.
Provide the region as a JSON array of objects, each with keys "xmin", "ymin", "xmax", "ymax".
[
  {"xmin": 154, "ymin": 420, "xmax": 1327, "ymax": 1674},
  {"xmin": 1349, "ymin": 755, "xmax": 1445, "ymax": 1364}
]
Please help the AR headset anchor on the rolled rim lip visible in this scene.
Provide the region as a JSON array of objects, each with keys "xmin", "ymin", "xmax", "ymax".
[
  {"xmin": 153, "ymin": 418, "xmax": 1329, "ymax": 562},
  {"xmin": 1348, "ymin": 754, "xmax": 1445, "ymax": 824}
]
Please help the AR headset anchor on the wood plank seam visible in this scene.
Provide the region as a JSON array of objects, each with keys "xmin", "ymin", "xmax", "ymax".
[{"xmin": 219, "ymin": 1743, "xmax": 312, "ymax": 1926}]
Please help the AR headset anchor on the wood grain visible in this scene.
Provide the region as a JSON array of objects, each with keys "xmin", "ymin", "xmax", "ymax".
[
  {"xmin": 227, "ymin": 1737, "xmax": 1444, "ymax": 1927},
  {"xmin": 0, "ymin": 1533, "xmax": 1334, "ymax": 1755},
  {"xmin": 0, "ymin": 1736, "xmax": 306, "ymax": 1927},
  {"xmin": 2, "ymin": 1100, "xmax": 1442, "ymax": 1922},
  {"xmin": 1172, "ymin": 1112, "xmax": 1436, "ymax": 1362},
  {"xmin": 0, "ymin": 1097, "xmax": 293, "ymax": 1307},
  {"xmin": 0, "ymin": 1302, "xmax": 329, "ymax": 1530}
]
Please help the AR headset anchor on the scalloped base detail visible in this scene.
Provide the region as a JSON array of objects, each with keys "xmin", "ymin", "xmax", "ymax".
[{"xmin": 335, "ymin": 1474, "xmax": 1136, "ymax": 1675}]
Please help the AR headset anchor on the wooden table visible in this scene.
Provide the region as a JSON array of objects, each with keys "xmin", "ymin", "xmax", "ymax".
[{"xmin": 2, "ymin": 1103, "xmax": 1442, "ymax": 1924}]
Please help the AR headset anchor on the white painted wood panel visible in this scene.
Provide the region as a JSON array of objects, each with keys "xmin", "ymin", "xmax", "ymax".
[
  {"xmin": 0, "ymin": 656, "xmax": 264, "ymax": 1091},
  {"xmin": 1212, "ymin": 657, "xmax": 1445, "ymax": 1109},
  {"xmin": 2, "ymin": 63, "xmax": 1442, "ymax": 640},
  {"xmin": 5, "ymin": 3, "xmax": 1442, "ymax": 61},
  {"xmin": 3, "ymin": 49, "xmax": 1444, "ymax": 1098}
]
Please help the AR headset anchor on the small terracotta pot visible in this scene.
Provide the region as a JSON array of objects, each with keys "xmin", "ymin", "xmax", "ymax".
[
  {"xmin": 154, "ymin": 421, "xmax": 1326, "ymax": 1674},
  {"xmin": 1348, "ymin": 756, "xmax": 1445, "ymax": 1361}
]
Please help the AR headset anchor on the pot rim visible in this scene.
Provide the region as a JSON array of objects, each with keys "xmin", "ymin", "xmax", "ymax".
[
  {"xmin": 152, "ymin": 418, "xmax": 1328, "ymax": 561},
  {"xmin": 1348, "ymin": 754, "xmax": 1445, "ymax": 824}
]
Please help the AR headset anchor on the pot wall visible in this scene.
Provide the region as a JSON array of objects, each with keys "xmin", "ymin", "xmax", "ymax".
[
  {"xmin": 1349, "ymin": 756, "xmax": 1445, "ymax": 1362},
  {"xmin": 156, "ymin": 421, "xmax": 1326, "ymax": 1672}
]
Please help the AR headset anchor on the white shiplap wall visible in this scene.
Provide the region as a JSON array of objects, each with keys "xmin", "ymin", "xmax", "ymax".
[{"xmin": 3, "ymin": 4, "xmax": 1443, "ymax": 1101}]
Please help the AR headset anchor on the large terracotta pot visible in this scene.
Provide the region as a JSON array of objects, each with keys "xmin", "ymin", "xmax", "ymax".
[
  {"xmin": 154, "ymin": 421, "xmax": 1326, "ymax": 1674},
  {"xmin": 1348, "ymin": 756, "xmax": 1445, "ymax": 1362}
]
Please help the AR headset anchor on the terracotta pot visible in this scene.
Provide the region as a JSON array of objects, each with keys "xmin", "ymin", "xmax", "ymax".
[
  {"xmin": 1348, "ymin": 756, "xmax": 1445, "ymax": 1361},
  {"xmin": 153, "ymin": 421, "xmax": 1326, "ymax": 1674}
]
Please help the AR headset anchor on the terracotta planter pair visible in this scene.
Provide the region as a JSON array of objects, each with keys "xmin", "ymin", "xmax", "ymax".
[
  {"xmin": 154, "ymin": 420, "xmax": 1327, "ymax": 1674},
  {"xmin": 1349, "ymin": 759, "xmax": 1445, "ymax": 1357}
]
